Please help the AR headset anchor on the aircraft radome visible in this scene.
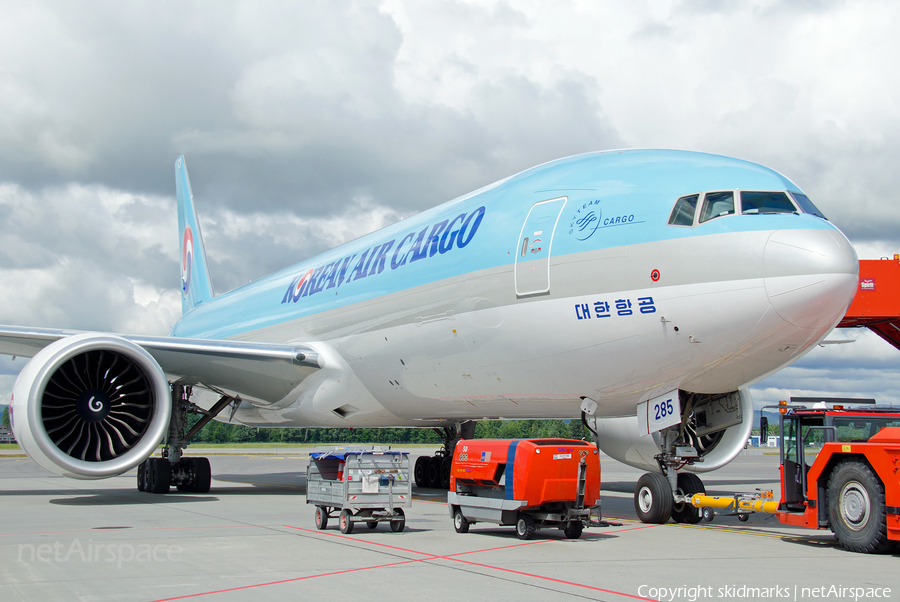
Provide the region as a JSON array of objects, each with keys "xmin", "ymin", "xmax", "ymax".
[{"xmin": 0, "ymin": 149, "xmax": 858, "ymax": 523}]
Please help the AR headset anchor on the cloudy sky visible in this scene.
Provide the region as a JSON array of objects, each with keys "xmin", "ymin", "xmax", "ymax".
[{"xmin": 0, "ymin": 0, "xmax": 898, "ymax": 408}]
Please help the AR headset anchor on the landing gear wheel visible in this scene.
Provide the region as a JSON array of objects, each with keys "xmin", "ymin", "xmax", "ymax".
[
  {"xmin": 453, "ymin": 508, "xmax": 469, "ymax": 533},
  {"xmin": 563, "ymin": 521, "xmax": 583, "ymax": 539},
  {"xmin": 315, "ymin": 506, "xmax": 329, "ymax": 530},
  {"xmin": 148, "ymin": 458, "xmax": 171, "ymax": 494},
  {"xmin": 426, "ymin": 455, "xmax": 443, "ymax": 488},
  {"xmin": 515, "ymin": 513, "xmax": 536, "ymax": 540},
  {"xmin": 671, "ymin": 473, "xmax": 705, "ymax": 524},
  {"xmin": 414, "ymin": 456, "xmax": 429, "ymax": 488},
  {"xmin": 827, "ymin": 461, "xmax": 893, "ymax": 553},
  {"xmin": 634, "ymin": 472, "xmax": 673, "ymax": 524},
  {"xmin": 339, "ymin": 509, "xmax": 354, "ymax": 534},
  {"xmin": 440, "ymin": 454, "xmax": 452, "ymax": 489},
  {"xmin": 137, "ymin": 461, "xmax": 146, "ymax": 491},
  {"xmin": 390, "ymin": 508, "xmax": 405, "ymax": 532},
  {"xmin": 191, "ymin": 457, "xmax": 211, "ymax": 493}
]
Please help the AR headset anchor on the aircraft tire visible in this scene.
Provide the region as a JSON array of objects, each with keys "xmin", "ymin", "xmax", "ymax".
[
  {"xmin": 414, "ymin": 456, "xmax": 429, "ymax": 488},
  {"xmin": 137, "ymin": 460, "xmax": 146, "ymax": 491},
  {"xmin": 440, "ymin": 454, "xmax": 452, "ymax": 489},
  {"xmin": 671, "ymin": 473, "xmax": 705, "ymax": 524},
  {"xmin": 191, "ymin": 457, "xmax": 211, "ymax": 493},
  {"xmin": 634, "ymin": 472, "xmax": 672, "ymax": 524},
  {"xmin": 148, "ymin": 458, "xmax": 171, "ymax": 494},
  {"xmin": 827, "ymin": 461, "xmax": 893, "ymax": 553},
  {"xmin": 426, "ymin": 455, "xmax": 443, "ymax": 488}
]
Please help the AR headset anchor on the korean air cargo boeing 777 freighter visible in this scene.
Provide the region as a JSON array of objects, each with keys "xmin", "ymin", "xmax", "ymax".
[{"xmin": 0, "ymin": 149, "xmax": 858, "ymax": 523}]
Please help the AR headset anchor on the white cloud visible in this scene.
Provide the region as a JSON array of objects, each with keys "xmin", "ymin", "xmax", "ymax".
[{"xmin": 0, "ymin": 0, "xmax": 898, "ymax": 410}]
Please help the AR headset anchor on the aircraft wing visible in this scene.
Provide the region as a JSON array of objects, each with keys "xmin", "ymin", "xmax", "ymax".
[{"xmin": 0, "ymin": 325, "xmax": 321, "ymax": 403}]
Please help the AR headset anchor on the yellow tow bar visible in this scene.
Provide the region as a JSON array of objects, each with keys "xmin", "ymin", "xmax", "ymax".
[{"xmin": 688, "ymin": 491, "xmax": 779, "ymax": 521}]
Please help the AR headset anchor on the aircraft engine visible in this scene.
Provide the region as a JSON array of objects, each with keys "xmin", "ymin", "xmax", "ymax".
[
  {"xmin": 594, "ymin": 389, "xmax": 754, "ymax": 473},
  {"xmin": 11, "ymin": 333, "xmax": 171, "ymax": 480}
]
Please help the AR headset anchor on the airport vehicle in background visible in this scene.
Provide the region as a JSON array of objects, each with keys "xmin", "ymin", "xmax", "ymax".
[
  {"xmin": 686, "ymin": 400, "xmax": 900, "ymax": 554},
  {"xmin": 306, "ymin": 446, "xmax": 411, "ymax": 534},
  {"xmin": 447, "ymin": 438, "xmax": 601, "ymax": 540}
]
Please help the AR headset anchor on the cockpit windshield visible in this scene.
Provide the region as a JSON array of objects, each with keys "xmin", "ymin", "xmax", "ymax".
[
  {"xmin": 741, "ymin": 191, "xmax": 797, "ymax": 215},
  {"xmin": 698, "ymin": 191, "xmax": 734, "ymax": 223},
  {"xmin": 789, "ymin": 192, "xmax": 828, "ymax": 220},
  {"xmin": 668, "ymin": 189, "xmax": 828, "ymax": 226}
]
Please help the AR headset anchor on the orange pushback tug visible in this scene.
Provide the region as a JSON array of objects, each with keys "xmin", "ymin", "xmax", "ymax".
[
  {"xmin": 447, "ymin": 438, "xmax": 601, "ymax": 539},
  {"xmin": 689, "ymin": 401, "xmax": 900, "ymax": 553}
]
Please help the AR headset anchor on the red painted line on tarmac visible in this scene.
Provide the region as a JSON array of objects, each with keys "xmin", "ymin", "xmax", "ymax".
[
  {"xmin": 447, "ymin": 558, "xmax": 658, "ymax": 601},
  {"xmin": 154, "ymin": 525, "xmax": 659, "ymax": 602},
  {"xmin": 1, "ymin": 525, "xmax": 260, "ymax": 537},
  {"xmin": 443, "ymin": 538, "xmax": 552, "ymax": 557},
  {"xmin": 283, "ymin": 525, "xmax": 438, "ymax": 557},
  {"xmin": 149, "ymin": 559, "xmax": 422, "ymax": 602},
  {"xmin": 149, "ymin": 522, "xmax": 662, "ymax": 601}
]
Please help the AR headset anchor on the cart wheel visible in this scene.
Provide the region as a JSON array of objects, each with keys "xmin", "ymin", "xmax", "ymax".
[
  {"xmin": 366, "ymin": 520, "xmax": 378, "ymax": 529},
  {"xmin": 515, "ymin": 513, "xmax": 535, "ymax": 540},
  {"xmin": 702, "ymin": 507, "xmax": 715, "ymax": 522},
  {"xmin": 738, "ymin": 513, "xmax": 749, "ymax": 522},
  {"xmin": 315, "ymin": 506, "xmax": 328, "ymax": 530},
  {"xmin": 339, "ymin": 509, "xmax": 354, "ymax": 534},
  {"xmin": 453, "ymin": 508, "xmax": 469, "ymax": 534},
  {"xmin": 390, "ymin": 508, "xmax": 405, "ymax": 532},
  {"xmin": 563, "ymin": 521, "xmax": 583, "ymax": 539}
]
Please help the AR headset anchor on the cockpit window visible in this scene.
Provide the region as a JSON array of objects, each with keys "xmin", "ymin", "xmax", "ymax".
[
  {"xmin": 789, "ymin": 192, "xmax": 828, "ymax": 220},
  {"xmin": 699, "ymin": 191, "xmax": 734, "ymax": 223},
  {"xmin": 741, "ymin": 191, "xmax": 797, "ymax": 215},
  {"xmin": 668, "ymin": 194, "xmax": 699, "ymax": 226}
]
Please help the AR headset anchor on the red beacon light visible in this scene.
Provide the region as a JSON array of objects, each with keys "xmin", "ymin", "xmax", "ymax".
[{"xmin": 778, "ymin": 399, "xmax": 788, "ymax": 414}]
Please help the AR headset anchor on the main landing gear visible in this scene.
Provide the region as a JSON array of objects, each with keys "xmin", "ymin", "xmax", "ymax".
[
  {"xmin": 137, "ymin": 384, "xmax": 237, "ymax": 494},
  {"xmin": 414, "ymin": 421, "xmax": 476, "ymax": 489}
]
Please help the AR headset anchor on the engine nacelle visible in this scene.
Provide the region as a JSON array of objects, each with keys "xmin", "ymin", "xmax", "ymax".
[
  {"xmin": 594, "ymin": 389, "xmax": 754, "ymax": 473},
  {"xmin": 11, "ymin": 333, "xmax": 171, "ymax": 479}
]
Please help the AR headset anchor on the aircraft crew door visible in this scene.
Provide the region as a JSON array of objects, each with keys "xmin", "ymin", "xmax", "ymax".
[{"xmin": 515, "ymin": 197, "xmax": 567, "ymax": 297}]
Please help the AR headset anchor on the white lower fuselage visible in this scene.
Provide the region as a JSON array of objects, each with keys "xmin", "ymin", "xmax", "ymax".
[{"xmin": 219, "ymin": 226, "xmax": 857, "ymax": 428}]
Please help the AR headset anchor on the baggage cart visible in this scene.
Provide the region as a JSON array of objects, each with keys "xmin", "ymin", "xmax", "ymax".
[{"xmin": 306, "ymin": 446, "xmax": 411, "ymax": 534}]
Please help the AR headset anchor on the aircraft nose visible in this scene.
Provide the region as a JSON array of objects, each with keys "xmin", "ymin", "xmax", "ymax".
[{"xmin": 763, "ymin": 228, "xmax": 859, "ymax": 329}]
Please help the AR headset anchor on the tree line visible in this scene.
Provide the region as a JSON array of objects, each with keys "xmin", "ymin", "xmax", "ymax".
[{"xmin": 187, "ymin": 416, "xmax": 587, "ymax": 445}]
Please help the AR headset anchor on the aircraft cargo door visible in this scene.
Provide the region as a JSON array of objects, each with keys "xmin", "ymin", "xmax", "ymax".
[{"xmin": 515, "ymin": 196, "xmax": 567, "ymax": 297}]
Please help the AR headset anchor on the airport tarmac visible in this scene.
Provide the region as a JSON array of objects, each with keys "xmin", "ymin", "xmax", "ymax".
[{"xmin": 0, "ymin": 448, "xmax": 896, "ymax": 602}]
